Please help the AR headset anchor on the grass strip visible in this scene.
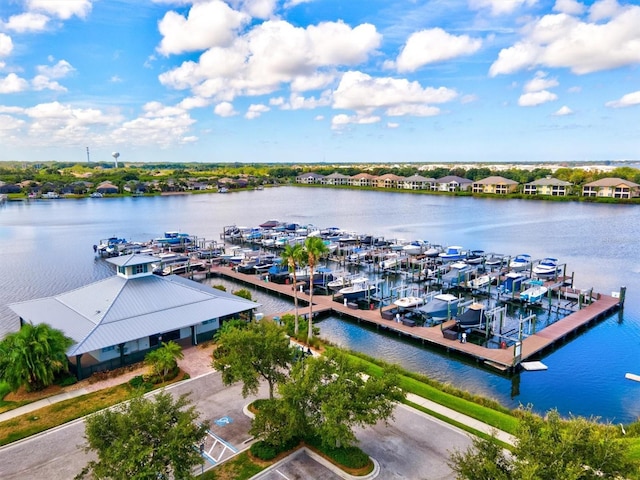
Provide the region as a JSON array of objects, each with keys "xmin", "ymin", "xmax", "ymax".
[{"xmin": 0, "ymin": 384, "xmax": 132, "ymax": 446}]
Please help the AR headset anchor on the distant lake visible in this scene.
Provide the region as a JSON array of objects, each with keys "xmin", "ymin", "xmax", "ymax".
[{"xmin": 1, "ymin": 187, "xmax": 639, "ymax": 422}]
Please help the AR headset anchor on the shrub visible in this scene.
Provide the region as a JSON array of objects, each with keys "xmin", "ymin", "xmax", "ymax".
[
  {"xmin": 212, "ymin": 284, "xmax": 227, "ymax": 292},
  {"xmin": 56, "ymin": 375, "xmax": 77, "ymax": 387},
  {"xmin": 250, "ymin": 440, "xmax": 278, "ymax": 461},
  {"xmin": 305, "ymin": 435, "xmax": 370, "ymax": 469},
  {"xmin": 233, "ymin": 289, "xmax": 253, "ymax": 301},
  {"xmin": 128, "ymin": 375, "xmax": 145, "ymax": 389}
]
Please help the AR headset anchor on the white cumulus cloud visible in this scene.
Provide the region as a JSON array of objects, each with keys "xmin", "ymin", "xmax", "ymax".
[
  {"xmin": 553, "ymin": 0, "xmax": 586, "ymax": 15},
  {"xmin": 0, "ymin": 73, "xmax": 29, "ymax": 93},
  {"xmin": 2, "ymin": 12, "xmax": 49, "ymax": 33},
  {"xmin": 0, "ymin": 34, "xmax": 13, "ymax": 57},
  {"xmin": 605, "ymin": 90, "xmax": 640, "ymax": 108},
  {"xmin": 332, "ymin": 71, "xmax": 457, "ymax": 116},
  {"xmin": 524, "ymin": 71, "xmax": 558, "ymax": 92},
  {"xmin": 37, "ymin": 60, "xmax": 75, "ymax": 79},
  {"xmin": 490, "ymin": 5, "xmax": 640, "ymax": 76},
  {"xmin": 157, "ymin": 1, "xmax": 250, "ymax": 56},
  {"xmin": 26, "ymin": 0, "xmax": 92, "ymax": 20},
  {"xmin": 214, "ymin": 101, "xmax": 238, "ymax": 117},
  {"xmin": 553, "ymin": 105, "xmax": 574, "ymax": 115},
  {"xmin": 395, "ymin": 28, "xmax": 482, "ymax": 72},
  {"xmin": 518, "ymin": 90, "xmax": 558, "ymax": 106},
  {"xmin": 245, "ymin": 103, "xmax": 269, "ymax": 119}
]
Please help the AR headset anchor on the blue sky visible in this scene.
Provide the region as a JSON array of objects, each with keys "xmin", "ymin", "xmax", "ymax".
[{"xmin": 0, "ymin": 0, "xmax": 639, "ymax": 164}]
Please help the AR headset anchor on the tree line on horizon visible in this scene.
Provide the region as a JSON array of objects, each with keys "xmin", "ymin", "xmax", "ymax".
[{"xmin": 1, "ymin": 162, "xmax": 639, "ymax": 195}]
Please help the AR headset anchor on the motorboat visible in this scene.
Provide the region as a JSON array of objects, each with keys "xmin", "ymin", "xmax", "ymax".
[
  {"xmin": 533, "ymin": 258, "xmax": 561, "ymax": 279},
  {"xmin": 327, "ymin": 274, "xmax": 368, "ymax": 292},
  {"xmin": 501, "ymin": 271, "xmax": 527, "ymax": 293},
  {"xmin": 509, "ymin": 254, "xmax": 531, "ymax": 272},
  {"xmin": 468, "ymin": 273, "xmax": 494, "ymax": 290},
  {"xmin": 484, "ymin": 254, "xmax": 505, "ymax": 270},
  {"xmin": 394, "ymin": 296, "xmax": 425, "ymax": 309},
  {"xmin": 520, "ymin": 280, "xmax": 549, "ymax": 303},
  {"xmin": 416, "ymin": 293, "xmax": 461, "ymax": 321},
  {"xmin": 403, "ymin": 240, "xmax": 428, "ymax": 256},
  {"xmin": 379, "ymin": 252, "xmax": 406, "ymax": 270},
  {"xmin": 456, "ymin": 303, "xmax": 487, "ymax": 329},
  {"xmin": 339, "ymin": 278, "xmax": 377, "ymax": 300},
  {"xmin": 438, "ymin": 246, "xmax": 465, "ymax": 262},
  {"xmin": 465, "ymin": 250, "xmax": 485, "ymax": 265},
  {"xmin": 441, "ymin": 261, "xmax": 476, "ymax": 286},
  {"xmin": 259, "ymin": 219, "xmax": 280, "ymax": 229}
]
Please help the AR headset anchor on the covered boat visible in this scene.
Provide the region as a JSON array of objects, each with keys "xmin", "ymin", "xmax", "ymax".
[
  {"xmin": 456, "ymin": 303, "xmax": 487, "ymax": 329},
  {"xmin": 417, "ymin": 293, "xmax": 460, "ymax": 321}
]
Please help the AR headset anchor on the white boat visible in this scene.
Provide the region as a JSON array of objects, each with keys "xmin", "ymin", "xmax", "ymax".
[
  {"xmin": 533, "ymin": 258, "xmax": 561, "ymax": 279},
  {"xmin": 438, "ymin": 245, "xmax": 465, "ymax": 262},
  {"xmin": 417, "ymin": 293, "xmax": 461, "ymax": 321},
  {"xmin": 520, "ymin": 280, "xmax": 548, "ymax": 303},
  {"xmin": 89, "ymin": 192, "xmax": 103, "ymax": 198},
  {"xmin": 339, "ymin": 278, "xmax": 377, "ymax": 300},
  {"xmin": 379, "ymin": 252, "xmax": 405, "ymax": 270},
  {"xmin": 403, "ymin": 240, "xmax": 428, "ymax": 256},
  {"xmin": 327, "ymin": 274, "xmax": 368, "ymax": 292},
  {"xmin": 394, "ymin": 296, "xmax": 425, "ymax": 309},
  {"xmin": 469, "ymin": 273, "xmax": 494, "ymax": 290},
  {"xmin": 509, "ymin": 254, "xmax": 532, "ymax": 272}
]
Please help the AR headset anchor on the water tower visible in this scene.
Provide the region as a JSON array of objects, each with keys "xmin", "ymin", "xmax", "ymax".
[{"xmin": 112, "ymin": 152, "xmax": 120, "ymax": 168}]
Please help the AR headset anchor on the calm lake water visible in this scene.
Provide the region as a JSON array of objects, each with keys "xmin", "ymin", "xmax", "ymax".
[{"xmin": 1, "ymin": 187, "xmax": 639, "ymax": 422}]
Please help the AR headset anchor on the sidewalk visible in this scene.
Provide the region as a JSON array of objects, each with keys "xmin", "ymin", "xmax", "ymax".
[
  {"xmin": 0, "ymin": 343, "xmax": 515, "ymax": 447},
  {"xmin": 0, "ymin": 343, "xmax": 214, "ymax": 423}
]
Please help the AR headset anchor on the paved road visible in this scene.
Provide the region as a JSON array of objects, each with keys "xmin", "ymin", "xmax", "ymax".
[
  {"xmin": 0, "ymin": 373, "xmax": 473, "ymax": 479},
  {"xmin": 0, "ymin": 373, "xmax": 265, "ymax": 480}
]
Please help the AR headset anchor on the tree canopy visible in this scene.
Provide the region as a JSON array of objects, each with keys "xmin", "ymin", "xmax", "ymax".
[
  {"xmin": 0, "ymin": 322, "xmax": 73, "ymax": 392},
  {"xmin": 449, "ymin": 408, "xmax": 637, "ymax": 480},
  {"xmin": 78, "ymin": 391, "xmax": 208, "ymax": 480},
  {"xmin": 212, "ymin": 320, "xmax": 293, "ymax": 399},
  {"xmin": 251, "ymin": 349, "xmax": 404, "ymax": 449}
]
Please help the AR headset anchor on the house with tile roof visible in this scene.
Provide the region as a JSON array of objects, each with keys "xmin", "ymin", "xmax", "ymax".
[
  {"xmin": 434, "ymin": 175, "xmax": 473, "ymax": 192},
  {"xmin": 402, "ymin": 174, "xmax": 435, "ymax": 190},
  {"xmin": 582, "ymin": 177, "xmax": 640, "ymax": 199},
  {"xmin": 472, "ymin": 176, "xmax": 519, "ymax": 194},
  {"xmin": 8, "ymin": 255, "xmax": 259, "ymax": 379},
  {"xmin": 296, "ymin": 172, "xmax": 325, "ymax": 184},
  {"xmin": 523, "ymin": 177, "xmax": 573, "ymax": 196}
]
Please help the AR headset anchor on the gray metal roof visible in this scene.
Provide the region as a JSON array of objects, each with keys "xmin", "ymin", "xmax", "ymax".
[
  {"xmin": 8, "ymin": 273, "xmax": 259, "ymax": 356},
  {"xmin": 107, "ymin": 254, "xmax": 156, "ymax": 267}
]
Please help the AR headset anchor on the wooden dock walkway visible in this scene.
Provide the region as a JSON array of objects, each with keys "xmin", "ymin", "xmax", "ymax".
[{"xmin": 204, "ymin": 265, "xmax": 621, "ymax": 372}]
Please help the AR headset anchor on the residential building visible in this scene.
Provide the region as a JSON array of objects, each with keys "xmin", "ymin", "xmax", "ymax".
[
  {"xmin": 402, "ymin": 174, "xmax": 435, "ymax": 190},
  {"xmin": 472, "ymin": 176, "xmax": 519, "ymax": 194},
  {"xmin": 296, "ymin": 172, "xmax": 325, "ymax": 184},
  {"xmin": 321, "ymin": 172, "xmax": 350, "ymax": 185},
  {"xmin": 349, "ymin": 172, "xmax": 376, "ymax": 187},
  {"xmin": 375, "ymin": 173, "xmax": 405, "ymax": 189},
  {"xmin": 435, "ymin": 175, "xmax": 473, "ymax": 192},
  {"xmin": 582, "ymin": 177, "xmax": 640, "ymax": 199},
  {"xmin": 523, "ymin": 177, "xmax": 572, "ymax": 196}
]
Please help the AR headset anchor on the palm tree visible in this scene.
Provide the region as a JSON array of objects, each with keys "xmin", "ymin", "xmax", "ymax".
[
  {"xmin": 304, "ymin": 236, "xmax": 329, "ymax": 343},
  {"xmin": 281, "ymin": 243, "xmax": 306, "ymax": 336},
  {"xmin": 0, "ymin": 322, "xmax": 73, "ymax": 392},
  {"xmin": 145, "ymin": 341, "xmax": 184, "ymax": 381}
]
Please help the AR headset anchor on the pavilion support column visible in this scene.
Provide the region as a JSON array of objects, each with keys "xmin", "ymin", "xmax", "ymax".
[
  {"xmin": 118, "ymin": 343, "xmax": 126, "ymax": 368},
  {"xmin": 76, "ymin": 354, "xmax": 83, "ymax": 380},
  {"xmin": 191, "ymin": 325, "xmax": 197, "ymax": 346}
]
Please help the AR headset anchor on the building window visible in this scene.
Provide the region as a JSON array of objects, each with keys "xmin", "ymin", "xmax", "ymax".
[
  {"xmin": 102, "ymin": 345, "xmax": 116, "ymax": 353},
  {"xmin": 133, "ymin": 264, "xmax": 147, "ymax": 274}
]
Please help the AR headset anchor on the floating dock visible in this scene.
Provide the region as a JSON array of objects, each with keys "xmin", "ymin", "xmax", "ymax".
[{"xmin": 203, "ymin": 265, "xmax": 622, "ymax": 373}]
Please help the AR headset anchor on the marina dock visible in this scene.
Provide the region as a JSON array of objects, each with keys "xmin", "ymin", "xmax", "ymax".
[{"xmin": 203, "ymin": 264, "xmax": 622, "ymax": 372}]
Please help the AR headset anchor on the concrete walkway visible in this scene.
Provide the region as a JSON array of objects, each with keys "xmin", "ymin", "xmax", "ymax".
[{"xmin": 0, "ymin": 343, "xmax": 515, "ymax": 447}]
